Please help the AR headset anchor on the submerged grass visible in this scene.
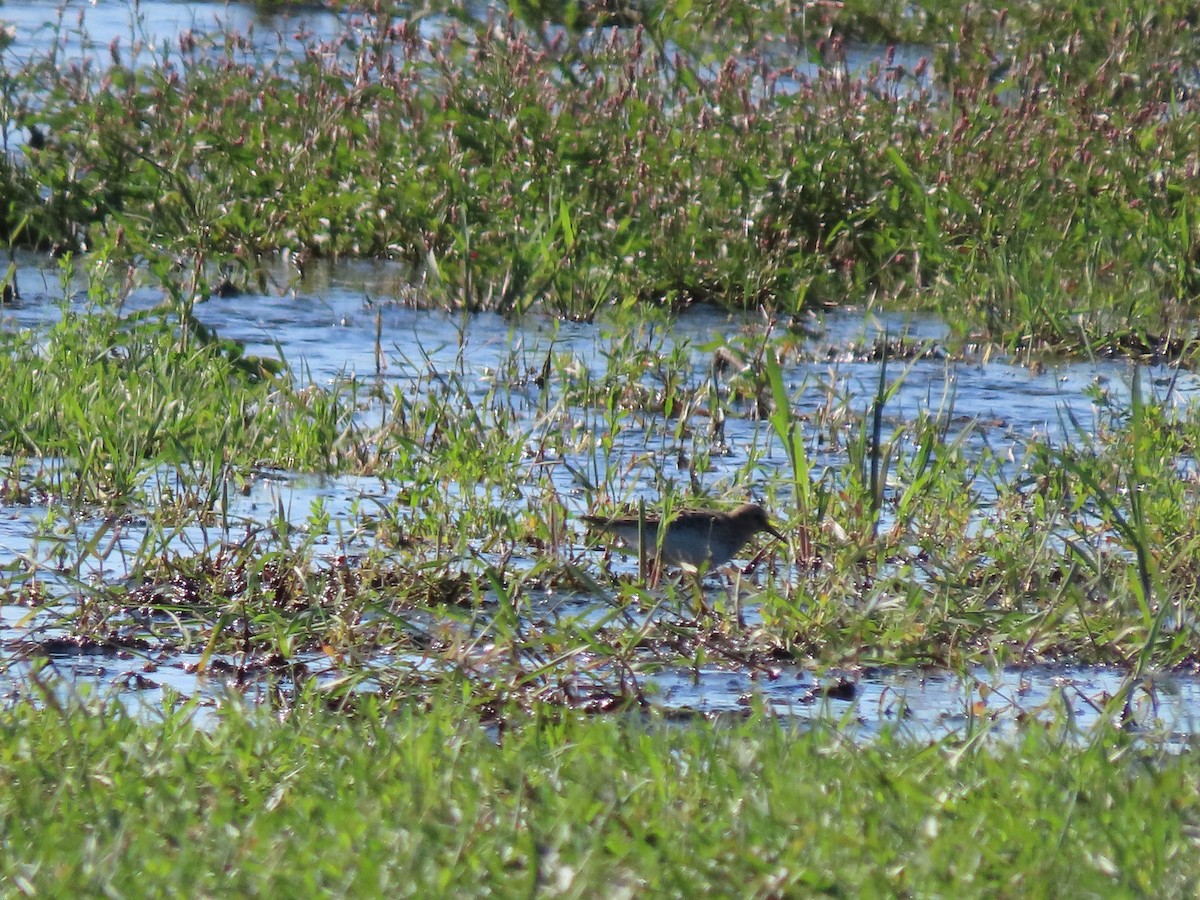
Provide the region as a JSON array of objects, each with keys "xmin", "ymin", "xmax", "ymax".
[{"xmin": 0, "ymin": 690, "xmax": 1197, "ymax": 896}]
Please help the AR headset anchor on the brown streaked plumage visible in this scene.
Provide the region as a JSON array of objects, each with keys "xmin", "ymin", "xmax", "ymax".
[{"xmin": 582, "ymin": 503, "xmax": 784, "ymax": 569}]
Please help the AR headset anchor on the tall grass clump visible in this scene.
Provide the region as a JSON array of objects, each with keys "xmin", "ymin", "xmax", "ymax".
[{"xmin": 0, "ymin": 260, "xmax": 359, "ymax": 506}]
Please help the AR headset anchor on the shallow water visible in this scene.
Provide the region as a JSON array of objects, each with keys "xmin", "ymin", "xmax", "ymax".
[
  {"xmin": 1, "ymin": 0, "xmax": 346, "ymax": 63},
  {"xmin": 0, "ymin": 2, "xmax": 1195, "ymax": 734},
  {"xmin": 5, "ymin": 255, "xmax": 1200, "ymax": 732},
  {"xmin": 4, "ymin": 619, "xmax": 1197, "ymax": 747},
  {"xmin": 0, "ymin": 0, "xmax": 927, "ymax": 73},
  {"xmin": 655, "ymin": 663, "xmax": 1200, "ymax": 747},
  {"xmin": 6, "ymin": 255, "xmax": 1194, "ymax": 582}
]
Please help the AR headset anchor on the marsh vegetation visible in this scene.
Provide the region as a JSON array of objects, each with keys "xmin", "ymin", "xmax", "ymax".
[{"xmin": 3, "ymin": 0, "xmax": 1200, "ymax": 893}]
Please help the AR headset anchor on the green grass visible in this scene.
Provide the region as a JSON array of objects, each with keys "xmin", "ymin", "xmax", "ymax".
[
  {"xmin": 1, "ymin": 1, "xmax": 1198, "ymax": 351},
  {"xmin": 0, "ymin": 689, "xmax": 1196, "ymax": 896},
  {"xmin": 0, "ymin": 285, "xmax": 355, "ymax": 506}
]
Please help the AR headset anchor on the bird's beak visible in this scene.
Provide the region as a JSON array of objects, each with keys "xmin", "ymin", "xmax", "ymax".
[{"xmin": 765, "ymin": 521, "xmax": 785, "ymax": 542}]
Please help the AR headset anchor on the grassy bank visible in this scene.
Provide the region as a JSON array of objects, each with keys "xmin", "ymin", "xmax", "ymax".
[
  {"xmin": 1, "ymin": 691, "xmax": 1196, "ymax": 896},
  {"xmin": 0, "ymin": 1, "xmax": 1198, "ymax": 351}
]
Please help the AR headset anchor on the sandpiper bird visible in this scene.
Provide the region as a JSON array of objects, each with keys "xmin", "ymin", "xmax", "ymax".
[{"xmin": 582, "ymin": 503, "xmax": 784, "ymax": 570}]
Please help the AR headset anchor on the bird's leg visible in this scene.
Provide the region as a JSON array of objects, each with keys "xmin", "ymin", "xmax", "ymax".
[
  {"xmin": 637, "ymin": 499, "xmax": 650, "ymax": 584},
  {"xmin": 686, "ymin": 572, "xmax": 712, "ymax": 623},
  {"xmin": 648, "ymin": 558, "xmax": 664, "ymax": 589},
  {"xmin": 728, "ymin": 568, "xmax": 746, "ymax": 631}
]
